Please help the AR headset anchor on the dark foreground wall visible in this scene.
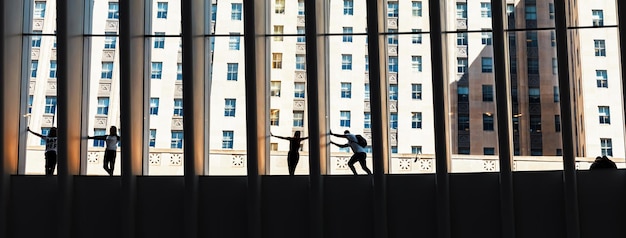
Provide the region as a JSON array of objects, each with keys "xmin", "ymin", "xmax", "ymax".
[{"xmin": 7, "ymin": 171, "xmax": 626, "ymax": 238}]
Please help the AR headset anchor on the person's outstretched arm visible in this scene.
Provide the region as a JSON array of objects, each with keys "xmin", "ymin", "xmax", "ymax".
[
  {"xmin": 329, "ymin": 131, "xmax": 347, "ymax": 138},
  {"xmin": 270, "ymin": 133, "xmax": 290, "ymax": 140},
  {"xmin": 330, "ymin": 141, "xmax": 349, "ymax": 148},
  {"xmin": 27, "ymin": 127, "xmax": 45, "ymax": 138},
  {"xmin": 88, "ymin": 135, "xmax": 107, "ymax": 140}
]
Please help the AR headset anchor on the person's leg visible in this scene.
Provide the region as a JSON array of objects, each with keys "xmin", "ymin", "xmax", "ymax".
[
  {"xmin": 348, "ymin": 155, "xmax": 358, "ymax": 175},
  {"xmin": 44, "ymin": 152, "xmax": 52, "ymax": 175},
  {"xmin": 287, "ymin": 152, "xmax": 296, "ymax": 176},
  {"xmin": 109, "ymin": 150, "xmax": 117, "ymax": 176},
  {"xmin": 103, "ymin": 151, "xmax": 113, "ymax": 176},
  {"xmin": 46, "ymin": 152, "xmax": 57, "ymax": 175},
  {"xmin": 358, "ymin": 155, "xmax": 372, "ymax": 175}
]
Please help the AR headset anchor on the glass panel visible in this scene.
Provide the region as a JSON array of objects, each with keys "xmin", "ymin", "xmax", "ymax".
[
  {"xmin": 504, "ymin": 0, "xmax": 555, "ymax": 31},
  {"xmin": 448, "ymin": 0, "xmax": 493, "ymax": 32},
  {"xmin": 91, "ymin": 0, "xmax": 120, "ymax": 35},
  {"xmin": 572, "ymin": 27, "xmax": 625, "ymax": 169},
  {"xmin": 211, "ymin": 0, "xmax": 245, "ymax": 35},
  {"xmin": 567, "ymin": 0, "xmax": 617, "ymax": 28},
  {"xmin": 31, "ymin": 0, "xmax": 56, "ymax": 34},
  {"xmin": 328, "ymin": 0, "xmax": 368, "ymax": 34},
  {"xmin": 447, "ymin": 31, "xmax": 499, "ymax": 173},
  {"xmin": 269, "ymin": 36, "xmax": 309, "ymax": 175},
  {"xmin": 328, "ymin": 36, "xmax": 373, "ymax": 175}
]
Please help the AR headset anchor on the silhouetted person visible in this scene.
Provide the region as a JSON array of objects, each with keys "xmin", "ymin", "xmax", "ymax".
[
  {"xmin": 27, "ymin": 127, "xmax": 57, "ymax": 175},
  {"xmin": 88, "ymin": 126, "xmax": 121, "ymax": 176},
  {"xmin": 330, "ymin": 130, "xmax": 372, "ymax": 175},
  {"xmin": 271, "ymin": 131, "xmax": 308, "ymax": 176},
  {"xmin": 590, "ymin": 155, "xmax": 617, "ymax": 170}
]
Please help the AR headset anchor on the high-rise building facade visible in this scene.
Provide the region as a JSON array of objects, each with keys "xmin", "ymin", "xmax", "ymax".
[{"xmin": 22, "ymin": 0, "xmax": 625, "ymax": 175}]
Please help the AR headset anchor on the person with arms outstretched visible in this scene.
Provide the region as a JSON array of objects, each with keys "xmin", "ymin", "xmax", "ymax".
[
  {"xmin": 271, "ymin": 131, "xmax": 308, "ymax": 176},
  {"xmin": 330, "ymin": 130, "xmax": 372, "ymax": 175},
  {"xmin": 88, "ymin": 126, "xmax": 121, "ymax": 176},
  {"xmin": 27, "ymin": 127, "xmax": 58, "ymax": 175}
]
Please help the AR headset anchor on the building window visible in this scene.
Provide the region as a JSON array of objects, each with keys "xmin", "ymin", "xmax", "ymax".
[
  {"xmin": 412, "ymin": 84, "xmax": 422, "ymax": 100},
  {"xmin": 391, "ymin": 146, "xmax": 398, "ymax": 154},
  {"xmin": 157, "ymin": 2, "xmax": 168, "ymax": 19},
  {"xmin": 412, "ymin": 29, "xmax": 422, "ymax": 44},
  {"xmin": 387, "ymin": 1, "xmax": 399, "ymax": 17},
  {"xmin": 27, "ymin": 95, "xmax": 33, "ymax": 114},
  {"xmin": 275, "ymin": 0, "xmax": 285, "ymax": 14},
  {"xmin": 272, "ymin": 53, "xmax": 282, "ymax": 69},
  {"xmin": 297, "ymin": 27, "xmax": 306, "ymax": 43},
  {"xmin": 151, "ymin": 62, "xmax": 162, "ymax": 79},
  {"xmin": 222, "ymin": 131, "xmax": 234, "ymax": 149},
  {"xmin": 172, "ymin": 99, "xmax": 183, "ymax": 117},
  {"xmin": 224, "ymin": 99, "xmax": 236, "ymax": 117},
  {"xmin": 551, "ymin": 31, "xmax": 556, "ymax": 47},
  {"xmin": 482, "ymin": 30, "xmax": 492, "ymax": 45},
  {"xmin": 554, "ymin": 86, "xmax": 560, "ymax": 102},
  {"xmin": 294, "ymin": 83, "xmax": 305, "ymax": 98},
  {"xmin": 525, "ymin": 5, "xmax": 537, "ymax": 20},
  {"xmin": 526, "ymin": 32, "xmax": 538, "ymax": 47},
  {"xmin": 457, "ymin": 33, "xmax": 468, "ymax": 46},
  {"xmin": 152, "ymin": 32, "xmax": 165, "ymax": 49},
  {"xmin": 599, "ymin": 106, "xmax": 611, "ymax": 124},
  {"xmin": 552, "ymin": 58, "xmax": 558, "ymax": 74},
  {"xmin": 108, "ymin": 2, "xmax": 119, "ymax": 19},
  {"xmin": 364, "ymin": 112, "xmax": 371, "ymax": 129},
  {"xmin": 529, "ymin": 87, "xmax": 540, "ymax": 103},
  {"xmin": 341, "ymin": 83, "xmax": 352, "ymax": 98},
  {"xmin": 412, "ymin": 112, "xmax": 422, "ymax": 129},
  {"xmin": 481, "ymin": 2, "xmax": 491, "ymax": 18},
  {"xmin": 343, "ymin": 27, "xmax": 353, "ymax": 42},
  {"xmin": 270, "ymin": 143, "xmax": 278, "ymax": 151},
  {"xmin": 388, "ymin": 56, "xmax": 398, "ymax": 73},
  {"xmin": 412, "ymin": 1, "xmax": 422, "ymax": 16},
  {"xmin": 270, "ymin": 109, "xmax": 280, "ymax": 126},
  {"xmin": 364, "ymin": 84, "xmax": 370, "ymax": 100},
  {"xmin": 93, "ymin": 129, "xmax": 106, "ymax": 147},
  {"xmin": 231, "ymin": 3, "xmax": 242, "ymax": 20},
  {"xmin": 596, "ymin": 70, "xmax": 608, "ymax": 88},
  {"xmin": 101, "ymin": 62, "xmax": 113, "ymax": 79},
  {"xmin": 592, "ymin": 10, "xmax": 604, "ymax": 26},
  {"xmin": 32, "ymin": 31, "xmax": 42, "ymax": 47},
  {"xmin": 412, "ymin": 56, "xmax": 422, "ymax": 72},
  {"xmin": 482, "ymin": 57, "xmax": 493, "ymax": 73},
  {"xmin": 176, "ymin": 63, "xmax": 182, "ymax": 80},
  {"xmin": 44, "ymin": 96, "xmax": 56, "ymax": 114},
  {"xmin": 482, "ymin": 85, "xmax": 493, "ymax": 102},
  {"xmin": 601, "ymin": 138, "xmax": 613, "ymax": 156},
  {"xmin": 271, "ymin": 81, "xmax": 281, "ymax": 97},
  {"xmin": 227, "ymin": 63, "xmax": 239, "ymax": 81},
  {"xmin": 34, "ymin": 1, "xmax": 46, "ymax": 18},
  {"xmin": 293, "ymin": 111, "xmax": 304, "ymax": 127},
  {"xmin": 506, "ymin": 4, "xmax": 514, "ymax": 17},
  {"xmin": 97, "ymin": 97, "xmax": 109, "ymax": 115},
  {"xmin": 39, "ymin": 127, "xmax": 51, "ymax": 145},
  {"xmin": 412, "ymin": 146, "xmax": 422, "ymax": 155},
  {"xmin": 273, "ymin": 25, "xmax": 284, "ymax": 41},
  {"xmin": 483, "ymin": 114, "xmax": 494, "ymax": 131},
  {"xmin": 49, "ymin": 61, "xmax": 57, "ymax": 78},
  {"xmin": 298, "ymin": 0, "xmax": 305, "ymax": 15},
  {"xmin": 149, "ymin": 129, "xmax": 156, "ymax": 147},
  {"xmin": 365, "ymin": 56, "xmax": 369, "ymax": 72},
  {"xmin": 342, "ymin": 54, "xmax": 352, "ymax": 70},
  {"xmin": 389, "ymin": 84, "xmax": 398, "ymax": 101},
  {"xmin": 458, "ymin": 114, "xmax": 469, "ymax": 131},
  {"xmin": 343, "ymin": 0, "xmax": 353, "ymax": 15},
  {"xmin": 457, "ymin": 58, "xmax": 468, "ymax": 74},
  {"xmin": 456, "ymin": 3, "xmax": 467, "ymax": 18},
  {"xmin": 170, "ymin": 131, "xmax": 183, "ymax": 149},
  {"xmin": 149, "ymin": 98, "xmax": 159, "ymax": 115},
  {"xmin": 457, "ymin": 86, "xmax": 469, "ymax": 102},
  {"xmin": 340, "ymin": 111, "xmax": 351, "ymax": 127},
  {"xmin": 296, "ymin": 54, "xmax": 306, "ymax": 70},
  {"xmin": 594, "ymin": 40, "xmax": 606, "ymax": 56},
  {"xmin": 211, "ymin": 4, "xmax": 217, "ymax": 21},
  {"xmin": 549, "ymin": 3, "xmax": 555, "ymax": 19},
  {"xmin": 531, "ymin": 149, "xmax": 542, "ymax": 156},
  {"xmin": 390, "ymin": 113, "xmax": 398, "ymax": 129},
  {"xmin": 104, "ymin": 32, "xmax": 117, "ymax": 49},
  {"xmin": 229, "ymin": 34, "xmax": 241, "ymax": 50},
  {"xmin": 530, "ymin": 115, "xmax": 542, "ymax": 133},
  {"xmin": 555, "ymin": 115, "xmax": 561, "ymax": 132},
  {"xmin": 31, "ymin": 61, "xmax": 39, "ymax": 78},
  {"xmin": 527, "ymin": 58, "xmax": 539, "ymax": 74},
  {"xmin": 484, "ymin": 147, "xmax": 495, "ymax": 155},
  {"xmin": 388, "ymin": 29, "xmax": 398, "ymax": 45}
]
